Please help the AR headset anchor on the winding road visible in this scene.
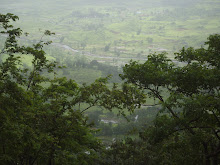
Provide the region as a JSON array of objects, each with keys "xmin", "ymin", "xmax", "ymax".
[
  {"xmin": 51, "ymin": 42, "xmax": 147, "ymax": 61},
  {"xmin": 51, "ymin": 42, "xmax": 185, "ymax": 65}
]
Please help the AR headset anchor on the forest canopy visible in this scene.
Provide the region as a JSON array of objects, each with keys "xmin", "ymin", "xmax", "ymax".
[
  {"xmin": 0, "ymin": 13, "xmax": 144, "ymax": 165},
  {"xmin": 0, "ymin": 13, "xmax": 220, "ymax": 165}
]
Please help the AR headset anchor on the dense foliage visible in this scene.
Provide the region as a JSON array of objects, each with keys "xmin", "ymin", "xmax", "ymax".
[
  {"xmin": 1, "ymin": 12, "xmax": 220, "ymax": 165},
  {"xmin": 105, "ymin": 34, "xmax": 220, "ymax": 165},
  {"xmin": 0, "ymin": 13, "xmax": 145, "ymax": 165}
]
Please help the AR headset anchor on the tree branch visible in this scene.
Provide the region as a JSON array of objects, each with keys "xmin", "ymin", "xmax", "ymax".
[
  {"xmin": 80, "ymin": 99, "xmax": 98, "ymax": 114},
  {"xmin": 211, "ymin": 110, "xmax": 220, "ymax": 127}
]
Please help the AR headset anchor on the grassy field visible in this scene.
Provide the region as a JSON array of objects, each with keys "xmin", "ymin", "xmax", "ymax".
[{"xmin": 1, "ymin": 0, "xmax": 220, "ymax": 65}]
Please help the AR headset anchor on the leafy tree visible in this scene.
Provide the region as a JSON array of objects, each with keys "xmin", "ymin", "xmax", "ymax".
[
  {"xmin": 0, "ymin": 13, "xmax": 145, "ymax": 165},
  {"xmin": 146, "ymin": 37, "xmax": 153, "ymax": 44},
  {"xmin": 120, "ymin": 34, "xmax": 220, "ymax": 165},
  {"xmin": 104, "ymin": 43, "xmax": 111, "ymax": 52}
]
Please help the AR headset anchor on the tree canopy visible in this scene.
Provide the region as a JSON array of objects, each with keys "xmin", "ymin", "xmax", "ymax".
[
  {"xmin": 1, "ymin": 12, "xmax": 220, "ymax": 165},
  {"xmin": 0, "ymin": 13, "xmax": 145, "ymax": 165},
  {"xmin": 114, "ymin": 34, "xmax": 220, "ymax": 165}
]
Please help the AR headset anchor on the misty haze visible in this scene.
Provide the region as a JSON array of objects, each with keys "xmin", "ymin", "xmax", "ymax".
[{"xmin": 0, "ymin": 0, "xmax": 220, "ymax": 164}]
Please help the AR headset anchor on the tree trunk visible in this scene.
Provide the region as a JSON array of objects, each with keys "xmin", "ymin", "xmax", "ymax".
[
  {"xmin": 48, "ymin": 148, "xmax": 55, "ymax": 165},
  {"xmin": 212, "ymin": 155, "xmax": 218, "ymax": 165},
  {"xmin": 205, "ymin": 156, "xmax": 211, "ymax": 165},
  {"xmin": 203, "ymin": 143, "xmax": 211, "ymax": 165}
]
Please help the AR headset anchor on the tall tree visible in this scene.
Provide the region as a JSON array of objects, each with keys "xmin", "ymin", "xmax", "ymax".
[
  {"xmin": 120, "ymin": 34, "xmax": 220, "ymax": 165},
  {"xmin": 0, "ymin": 13, "xmax": 145, "ymax": 165}
]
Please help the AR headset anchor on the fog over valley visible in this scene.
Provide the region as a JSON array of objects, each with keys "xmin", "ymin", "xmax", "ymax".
[{"xmin": 0, "ymin": 0, "xmax": 220, "ymax": 164}]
